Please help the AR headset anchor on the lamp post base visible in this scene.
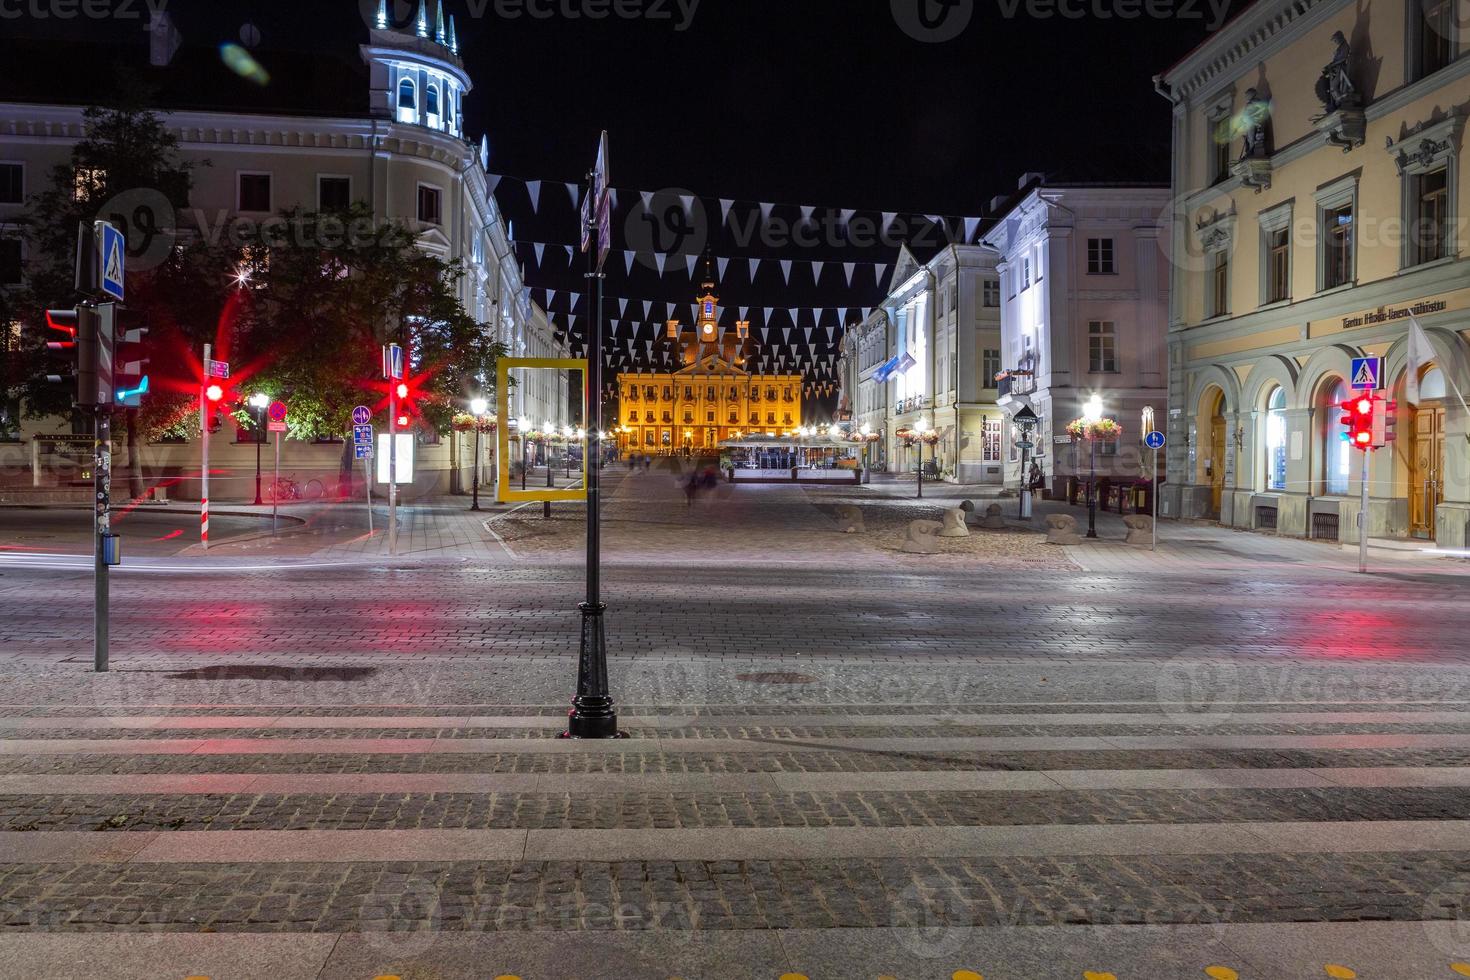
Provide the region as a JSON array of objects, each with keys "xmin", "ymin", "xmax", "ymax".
[{"xmin": 559, "ymin": 602, "xmax": 626, "ymax": 740}]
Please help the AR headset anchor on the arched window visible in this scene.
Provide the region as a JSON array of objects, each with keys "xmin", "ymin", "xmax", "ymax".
[
  {"xmin": 397, "ymin": 79, "xmax": 416, "ymax": 124},
  {"xmin": 426, "ymin": 83, "xmax": 440, "ymax": 123},
  {"xmin": 1264, "ymin": 385, "xmax": 1288, "ymax": 490},
  {"xmin": 1322, "ymin": 378, "xmax": 1351, "ymax": 495}
]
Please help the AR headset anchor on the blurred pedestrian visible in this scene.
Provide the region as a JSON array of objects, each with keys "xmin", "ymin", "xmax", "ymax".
[{"xmin": 684, "ymin": 472, "xmax": 699, "ymax": 508}]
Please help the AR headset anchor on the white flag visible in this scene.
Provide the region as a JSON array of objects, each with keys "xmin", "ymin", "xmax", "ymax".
[{"xmin": 1407, "ymin": 315, "xmax": 1435, "ymax": 407}]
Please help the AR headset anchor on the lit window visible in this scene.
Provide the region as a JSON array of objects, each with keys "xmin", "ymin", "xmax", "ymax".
[
  {"xmin": 1264, "ymin": 386, "xmax": 1288, "ymax": 491},
  {"xmin": 397, "ymin": 78, "xmax": 416, "ymax": 124},
  {"xmin": 72, "ymin": 167, "xmax": 106, "ymax": 203},
  {"xmin": 1323, "ymin": 379, "xmax": 1351, "ymax": 495},
  {"xmin": 426, "ymin": 84, "xmax": 441, "ymax": 126}
]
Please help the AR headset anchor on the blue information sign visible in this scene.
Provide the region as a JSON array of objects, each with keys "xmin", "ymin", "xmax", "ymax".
[
  {"xmin": 1350, "ymin": 356, "xmax": 1382, "ymax": 391},
  {"xmin": 1145, "ymin": 430, "xmax": 1166, "ymax": 450},
  {"xmin": 98, "ymin": 221, "xmax": 125, "ymax": 302}
]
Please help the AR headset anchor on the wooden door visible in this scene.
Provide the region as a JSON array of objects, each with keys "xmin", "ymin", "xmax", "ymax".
[
  {"xmin": 1410, "ymin": 404, "xmax": 1446, "ymax": 538},
  {"xmin": 1208, "ymin": 395, "xmax": 1226, "ymax": 517}
]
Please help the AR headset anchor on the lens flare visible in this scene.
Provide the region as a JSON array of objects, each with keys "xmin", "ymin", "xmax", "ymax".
[{"xmin": 220, "ymin": 43, "xmax": 270, "ymax": 86}]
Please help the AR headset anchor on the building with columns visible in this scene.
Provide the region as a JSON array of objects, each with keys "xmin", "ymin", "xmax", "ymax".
[
  {"xmin": 981, "ymin": 177, "xmax": 1171, "ymax": 497},
  {"xmin": 0, "ymin": 1, "xmax": 567, "ymax": 499},
  {"xmin": 836, "ymin": 244, "xmax": 1004, "ymax": 483},
  {"xmin": 1155, "ymin": 0, "xmax": 1470, "ymax": 547},
  {"xmin": 616, "ymin": 269, "xmax": 803, "ymax": 455}
]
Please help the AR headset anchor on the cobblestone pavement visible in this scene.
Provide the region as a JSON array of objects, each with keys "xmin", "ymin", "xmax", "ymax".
[{"xmin": 3, "ymin": 467, "xmax": 1470, "ymax": 977}]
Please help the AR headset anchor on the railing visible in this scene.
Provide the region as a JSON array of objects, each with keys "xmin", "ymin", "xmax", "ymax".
[{"xmin": 997, "ymin": 373, "xmax": 1036, "ymax": 398}]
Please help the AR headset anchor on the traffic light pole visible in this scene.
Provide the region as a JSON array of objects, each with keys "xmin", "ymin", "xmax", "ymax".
[
  {"xmin": 93, "ymin": 405, "xmax": 110, "ymax": 672},
  {"xmin": 201, "ymin": 343, "xmax": 210, "ymax": 551},
  {"xmin": 1358, "ymin": 446, "xmax": 1370, "ymax": 574},
  {"xmin": 388, "ymin": 384, "xmax": 398, "ymax": 557}
]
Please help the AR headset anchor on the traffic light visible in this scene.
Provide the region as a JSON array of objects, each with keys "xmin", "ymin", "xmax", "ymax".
[
  {"xmin": 42, "ymin": 306, "xmax": 110, "ymax": 407},
  {"xmin": 204, "ymin": 383, "xmax": 227, "ymax": 433},
  {"xmin": 1339, "ymin": 394, "xmax": 1376, "ymax": 450},
  {"xmin": 1380, "ymin": 398, "xmax": 1397, "ymax": 446},
  {"xmin": 113, "ymin": 316, "xmax": 150, "ymax": 409}
]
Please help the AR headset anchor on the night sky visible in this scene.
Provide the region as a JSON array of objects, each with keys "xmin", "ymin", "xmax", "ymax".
[{"xmin": 14, "ymin": 0, "xmax": 1229, "ymax": 388}]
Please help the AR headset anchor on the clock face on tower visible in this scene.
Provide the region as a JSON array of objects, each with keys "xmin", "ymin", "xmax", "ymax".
[{"xmin": 701, "ymin": 322, "xmax": 716, "ymax": 340}]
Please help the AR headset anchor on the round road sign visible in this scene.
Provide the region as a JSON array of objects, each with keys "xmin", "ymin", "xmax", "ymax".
[
  {"xmin": 268, "ymin": 400, "xmax": 288, "ymax": 423},
  {"xmin": 351, "ymin": 405, "xmax": 371, "ymax": 426},
  {"xmin": 1145, "ymin": 430, "xmax": 1166, "ymax": 450}
]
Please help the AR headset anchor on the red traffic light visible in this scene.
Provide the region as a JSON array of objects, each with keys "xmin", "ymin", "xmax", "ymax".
[
  {"xmin": 397, "ymin": 415, "xmax": 410, "ymax": 427},
  {"xmin": 1354, "ymin": 397, "xmax": 1373, "ymax": 415},
  {"xmin": 395, "ymin": 383, "xmax": 409, "ymax": 399},
  {"xmin": 205, "ymin": 384, "xmax": 224, "ymax": 402}
]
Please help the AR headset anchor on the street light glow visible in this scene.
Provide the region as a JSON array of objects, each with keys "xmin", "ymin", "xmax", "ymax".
[
  {"xmin": 248, "ymin": 393, "xmax": 269, "ymax": 409},
  {"xmin": 469, "ymin": 397, "xmax": 488, "ymax": 416},
  {"xmin": 1083, "ymin": 394, "xmax": 1103, "ymax": 423}
]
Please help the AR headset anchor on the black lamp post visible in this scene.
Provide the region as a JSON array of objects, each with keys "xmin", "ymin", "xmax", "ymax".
[
  {"xmin": 248, "ymin": 393, "xmax": 268, "ymax": 505},
  {"xmin": 470, "ymin": 397, "xmax": 488, "ymax": 512},
  {"xmin": 1083, "ymin": 394, "xmax": 1103, "ymax": 539}
]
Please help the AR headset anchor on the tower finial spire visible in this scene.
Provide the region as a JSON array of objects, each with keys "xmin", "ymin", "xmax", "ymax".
[
  {"xmin": 415, "ymin": 0, "xmax": 429, "ymax": 37},
  {"xmin": 435, "ymin": 0, "xmax": 447, "ymax": 44},
  {"xmin": 700, "ymin": 247, "xmax": 716, "ymax": 291},
  {"xmin": 448, "ymin": 14, "xmax": 459, "ymax": 53},
  {"xmin": 375, "ymin": 0, "xmax": 388, "ymax": 30}
]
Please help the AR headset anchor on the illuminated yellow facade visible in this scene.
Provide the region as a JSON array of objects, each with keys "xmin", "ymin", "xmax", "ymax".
[{"xmin": 616, "ymin": 277, "xmax": 803, "ymax": 454}]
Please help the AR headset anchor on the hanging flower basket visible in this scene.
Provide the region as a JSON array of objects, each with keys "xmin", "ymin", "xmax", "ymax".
[
  {"xmin": 451, "ymin": 413, "xmax": 498, "ymax": 434},
  {"xmin": 1067, "ymin": 417, "xmax": 1122, "ymax": 441}
]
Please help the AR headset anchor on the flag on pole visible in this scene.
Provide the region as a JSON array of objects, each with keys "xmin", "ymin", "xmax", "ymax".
[{"xmin": 1406, "ymin": 315, "xmax": 1435, "ymax": 407}]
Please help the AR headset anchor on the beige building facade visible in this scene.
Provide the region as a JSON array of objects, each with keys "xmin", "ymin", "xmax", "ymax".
[{"xmin": 1157, "ymin": 0, "xmax": 1470, "ymax": 546}]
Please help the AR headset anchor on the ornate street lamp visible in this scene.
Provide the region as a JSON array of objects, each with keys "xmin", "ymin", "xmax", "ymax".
[
  {"xmin": 248, "ymin": 392, "xmax": 269, "ymax": 505},
  {"xmin": 469, "ymin": 396, "xmax": 488, "ymax": 511},
  {"xmin": 1066, "ymin": 394, "xmax": 1119, "ymax": 539}
]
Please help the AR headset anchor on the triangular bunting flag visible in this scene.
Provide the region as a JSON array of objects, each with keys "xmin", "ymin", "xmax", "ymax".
[
  {"xmin": 874, "ymin": 264, "xmax": 888, "ymax": 289},
  {"xmin": 566, "ymin": 182, "xmax": 580, "ymax": 209},
  {"xmin": 963, "ymin": 217, "xmax": 980, "ymax": 242},
  {"xmin": 748, "ymin": 258, "xmax": 761, "ymax": 281},
  {"xmin": 812, "ymin": 261, "xmax": 824, "ymax": 284},
  {"xmin": 624, "ymin": 251, "xmax": 635, "ymax": 275},
  {"xmin": 526, "ymin": 181, "xmax": 542, "ymax": 213},
  {"xmin": 719, "ymin": 199, "xmax": 734, "ymax": 226},
  {"xmin": 717, "ymin": 257, "xmax": 728, "ymax": 281},
  {"xmin": 533, "ymin": 242, "xmax": 545, "ymax": 266},
  {"xmin": 843, "ymin": 262, "xmax": 855, "ymax": 286},
  {"xmin": 780, "ymin": 260, "xmax": 792, "ymax": 285},
  {"xmin": 881, "ymin": 212, "xmax": 897, "ymax": 236},
  {"xmin": 653, "ymin": 253, "xmax": 666, "ymax": 275},
  {"xmin": 618, "ymin": 297, "xmax": 628, "ymax": 317},
  {"xmin": 686, "ymin": 254, "xmax": 698, "ymax": 279},
  {"xmin": 759, "ymin": 202, "xmax": 775, "ymax": 224}
]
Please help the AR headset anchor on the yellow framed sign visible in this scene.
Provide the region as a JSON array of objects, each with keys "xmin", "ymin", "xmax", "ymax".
[{"xmin": 496, "ymin": 357, "xmax": 589, "ymax": 503}]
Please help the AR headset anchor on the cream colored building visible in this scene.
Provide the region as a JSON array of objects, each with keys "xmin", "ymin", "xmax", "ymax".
[
  {"xmin": 1156, "ymin": 0, "xmax": 1470, "ymax": 546},
  {"xmin": 0, "ymin": 1, "xmax": 566, "ymax": 501},
  {"xmin": 837, "ymin": 244, "xmax": 1004, "ymax": 483}
]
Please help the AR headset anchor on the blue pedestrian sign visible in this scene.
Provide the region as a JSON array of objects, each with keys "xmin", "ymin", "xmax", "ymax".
[
  {"xmin": 351, "ymin": 405, "xmax": 371, "ymax": 426},
  {"xmin": 1350, "ymin": 356, "xmax": 1382, "ymax": 391},
  {"xmin": 383, "ymin": 343, "xmax": 404, "ymax": 381},
  {"xmin": 1145, "ymin": 430, "xmax": 1166, "ymax": 450},
  {"xmin": 97, "ymin": 221, "xmax": 125, "ymax": 302}
]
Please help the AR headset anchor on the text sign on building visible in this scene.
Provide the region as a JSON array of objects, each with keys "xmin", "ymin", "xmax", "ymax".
[{"xmin": 1350, "ymin": 356, "xmax": 1383, "ymax": 391}]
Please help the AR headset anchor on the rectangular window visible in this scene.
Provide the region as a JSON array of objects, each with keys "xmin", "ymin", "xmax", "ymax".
[
  {"xmin": 1209, "ymin": 250, "xmax": 1229, "ymax": 318},
  {"xmin": 417, "ymin": 185, "xmax": 442, "ymax": 225},
  {"xmin": 1413, "ymin": 167, "xmax": 1449, "ymax": 265},
  {"xmin": 238, "ymin": 173, "xmax": 271, "ymax": 213},
  {"xmin": 1266, "ymin": 227, "xmax": 1290, "ymax": 303},
  {"xmin": 982, "ymin": 348, "xmax": 1001, "ymax": 388},
  {"xmin": 318, "ymin": 176, "xmax": 351, "ymax": 211},
  {"xmin": 0, "ymin": 164, "xmax": 21, "ymax": 205},
  {"xmin": 1021, "ymin": 258, "xmax": 1030, "ymax": 289},
  {"xmin": 73, "ymin": 167, "xmax": 106, "ymax": 203},
  {"xmin": 1087, "ymin": 238, "xmax": 1115, "ymax": 274},
  {"xmin": 983, "ymin": 279, "xmax": 1000, "ymax": 307},
  {"xmin": 1323, "ymin": 202, "xmax": 1354, "ymax": 289},
  {"xmin": 1418, "ymin": 0, "xmax": 1454, "ymax": 78},
  {"xmin": 0, "ymin": 238, "xmax": 21, "ymax": 286},
  {"xmin": 1088, "ymin": 321, "xmax": 1117, "ymax": 373},
  {"xmin": 706, "ymin": 410, "xmax": 715, "ymax": 423}
]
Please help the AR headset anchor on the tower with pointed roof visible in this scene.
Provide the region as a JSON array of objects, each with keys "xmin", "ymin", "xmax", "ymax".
[{"xmin": 362, "ymin": 0, "xmax": 471, "ymax": 137}]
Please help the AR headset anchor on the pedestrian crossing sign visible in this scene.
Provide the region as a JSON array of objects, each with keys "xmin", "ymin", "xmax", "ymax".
[
  {"xmin": 1350, "ymin": 356, "xmax": 1382, "ymax": 391},
  {"xmin": 97, "ymin": 221, "xmax": 125, "ymax": 302}
]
